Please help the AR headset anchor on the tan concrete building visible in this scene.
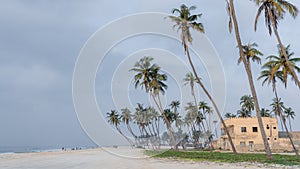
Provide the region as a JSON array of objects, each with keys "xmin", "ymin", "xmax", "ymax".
[{"xmin": 213, "ymin": 117, "xmax": 300, "ymax": 152}]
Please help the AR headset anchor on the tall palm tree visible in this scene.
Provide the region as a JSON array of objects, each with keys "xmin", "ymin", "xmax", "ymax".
[
  {"xmin": 169, "ymin": 100, "xmax": 182, "ymax": 130},
  {"xmin": 199, "ymin": 101, "xmax": 212, "ymax": 131},
  {"xmin": 240, "ymin": 95, "xmax": 254, "ymax": 113},
  {"xmin": 120, "ymin": 108, "xmax": 138, "ymax": 141},
  {"xmin": 259, "ymin": 57, "xmax": 284, "ymax": 128},
  {"xmin": 270, "ymin": 97, "xmax": 284, "ymax": 129},
  {"xmin": 147, "ymin": 106, "xmax": 159, "ymax": 136},
  {"xmin": 107, "ymin": 110, "xmax": 134, "ymax": 146},
  {"xmin": 173, "ymin": 112, "xmax": 183, "ymax": 130},
  {"xmin": 134, "ymin": 103, "xmax": 149, "ymax": 137},
  {"xmin": 130, "ymin": 56, "xmax": 176, "ymax": 148},
  {"xmin": 284, "ymin": 107, "xmax": 295, "ymax": 132},
  {"xmin": 169, "ymin": 4, "xmax": 237, "ymax": 154},
  {"xmin": 260, "ymin": 49, "xmax": 300, "ymax": 156},
  {"xmin": 184, "ymin": 102, "xmax": 198, "ymax": 132},
  {"xmin": 227, "ymin": 0, "xmax": 272, "ymax": 158},
  {"xmin": 264, "ymin": 45, "xmax": 300, "ymax": 88},
  {"xmin": 270, "ymin": 98, "xmax": 298, "ymax": 156},
  {"xmin": 252, "ymin": 0, "xmax": 300, "ymax": 89},
  {"xmin": 185, "ymin": 102, "xmax": 201, "ymax": 146}
]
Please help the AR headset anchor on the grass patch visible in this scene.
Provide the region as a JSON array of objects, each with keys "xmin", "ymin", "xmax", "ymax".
[{"xmin": 144, "ymin": 150, "xmax": 300, "ymax": 166}]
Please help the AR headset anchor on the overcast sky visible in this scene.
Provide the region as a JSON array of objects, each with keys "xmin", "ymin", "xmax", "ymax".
[{"xmin": 1, "ymin": 0, "xmax": 300, "ymax": 148}]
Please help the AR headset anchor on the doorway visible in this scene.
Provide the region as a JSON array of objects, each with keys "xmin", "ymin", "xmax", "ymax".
[{"xmin": 249, "ymin": 141, "xmax": 254, "ymax": 151}]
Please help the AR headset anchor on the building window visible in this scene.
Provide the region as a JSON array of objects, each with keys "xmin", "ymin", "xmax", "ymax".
[
  {"xmin": 240, "ymin": 141, "xmax": 246, "ymax": 147},
  {"xmin": 274, "ymin": 137, "xmax": 277, "ymax": 140},
  {"xmin": 273, "ymin": 127, "xmax": 276, "ymax": 130},
  {"xmin": 267, "ymin": 138, "xmax": 270, "ymax": 140},
  {"xmin": 252, "ymin": 127, "xmax": 258, "ymax": 132},
  {"xmin": 266, "ymin": 125, "xmax": 270, "ymax": 129},
  {"xmin": 241, "ymin": 127, "xmax": 247, "ymax": 132}
]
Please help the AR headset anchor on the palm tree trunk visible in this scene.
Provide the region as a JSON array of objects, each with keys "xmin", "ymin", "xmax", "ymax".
[
  {"xmin": 269, "ymin": 11, "xmax": 300, "ymax": 89},
  {"xmin": 289, "ymin": 117, "xmax": 292, "ymax": 132},
  {"xmin": 148, "ymin": 125, "xmax": 154, "ymax": 136},
  {"xmin": 229, "ymin": 0, "xmax": 271, "ymax": 158},
  {"xmin": 273, "ymin": 85, "xmax": 284, "ymax": 130},
  {"xmin": 116, "ymin": 127, "xmax": 134, "ymax": 147},
  {"xmin": 150, "ymin": 92, "xmax": 177, "ymax": 149},
  {"xmin": 127, "ymin": 124, "xmax": 139, "ymax": 146},
  {"xmin": 184, "ymin": 43, "xmax": 237, "ymax": 154},
  {"xmin": 279, "ymin": 108, "xmax": 299, "ymax": 156},
  {"xmin": 274, "ymin": 86, "xmax": 299, "ymax": 156},
  {"xmin": 151, "ymin": 123, "xmax": 157, "ymax": 136},
  {"xmin": 192, "ymin": 87, "xmax": 198, "ymax": 111},
  {"xmin": 138, "ymin": 125, "xmax": 143, "ymax": 136},
  {"xmin": 142, "ymin": 125, "xmax": 149, "ymax": 136}
]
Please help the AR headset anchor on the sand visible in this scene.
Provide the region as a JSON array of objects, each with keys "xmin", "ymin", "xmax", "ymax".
[{"xmin": 0, "ymin": 147, "xmax": 297, "ymax": 169}]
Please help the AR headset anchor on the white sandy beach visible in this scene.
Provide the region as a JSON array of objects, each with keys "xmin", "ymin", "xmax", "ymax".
[{"xmin": 0, "ymin": 147, "xmax": 297, "ymax": 169}]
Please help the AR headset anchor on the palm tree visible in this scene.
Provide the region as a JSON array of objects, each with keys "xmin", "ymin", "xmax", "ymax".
[
  {"xmin": 169, "ymin": 4, "xmax": 237, "ymax": 154},
  {"xmin": 120, "ymin": 108, "xmax": 138, "ymax": 142},
  {"xmin": 258, "ymin": 57, "xmax": 284, "ymax": 126},
  {"xmin": 258, "ymin": 59, "xmax": 284, "ymax": 95},
  {"xmin": 260, "ymin": 108, "xmax": 271, "ymax": 117},
  {"xmin": 184, "ymin": 102, "xmax": 201, "ymax": 147},
  {"xmin": 259, "ymin": 50, "xmax": 300, "ymax": 156},
  {"xmin": 264, "ymin": 45, "xmax": 300, "ymax": 88},
  {"xmin": 170, "ymin": 100, "xmax": 180, "ymax": 115},
  {"xmin": 284, "ymin": 107, "xmax": 295, "ymax": 132},
  {"xmin": 134, "ymin": 103, "xmax": 149, "ymax": 137},
  {"xmin": 163, "ymin": 109, "xmax": 175, "ymax": 124},
  {"xmin": 259, "ymin": 57, "xmax": 284, "ymax": 126},
  {"xmin": 199, "ymin": 101, "xmax": 212, "ymax": 131},
  {"xmin": 131, "ymin": 56, "xmax": 177, "ymax": 148},
  {"xmin": 227, "ymin": 0, "xmax": 272, "ymax": 158},
  {"xmin": 237, "ymin": 108, "xmax": 251, "ymax": 118},
  {"xmin": 107, "ymin": 110, "xmax": 134, "ymax": 146},
  {"xmin": 270, "ymin": 97, "xmax": 284, "ymax": 129},
  {"xmin": 184, "ymin": 102, "xmax": 198, "ymax": 132},
  {"xmin": 173, "ymin": 112, "xmax": 183, "ymax": 130},
  {"xmin": 183, "ymin": 72, "xmax": 198, "ymax": 107},
  {"xmin": 270, "ymin": 98, "xmax": 299, "ymax": 156},
  {"xmin": 169, "ymin": 100, "xmax": 182, "ymax": 130},
  {"xmin": 238, "ymin": 42, "xmax": 262, "ymax": 66},
  {"xmin": 252, "ymin": 0, "xmax": 300, "ymax": 89},
  {"xmin": 240, "ymin": 95, "xmax": 254, "ymax": 113},
  {"xmin": 147, "ymin": 106, "xmax": 160, "ymax": 136}
]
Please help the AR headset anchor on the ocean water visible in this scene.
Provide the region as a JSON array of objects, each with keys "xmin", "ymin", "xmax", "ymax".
[{"xmin": 0, "ymin": 146, "xmax": 91, "ymax": 154}]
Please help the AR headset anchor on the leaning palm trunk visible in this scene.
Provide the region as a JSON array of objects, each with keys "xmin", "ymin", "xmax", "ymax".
[
  {"xmin": 280, "ymin": 115, "xmax": 299, "ymax": 156},
  {"xmin": 274, "ymin": 86, "xmax": 299, "ymax": 156},
  {"xmin": 127, "ymin": 124, "xmax": 140, "ymax": 146},
  {"xmin": 269, "ymin": 11, "xmax": 300, "ymax": 89},
  {"xmin": 116, "ymin": 127, "xmax": 134, "ymax": 148},
  {"xmin": 229, "ymin": 0, "xmax": 271, "ymax": 158},
  {"xmin": 150, "ymin": 92, "xmax": 176, "ymax": 149},
  {"xmin": 185, "ymin": 46, "xmax": 237, "ymax": 154}
]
